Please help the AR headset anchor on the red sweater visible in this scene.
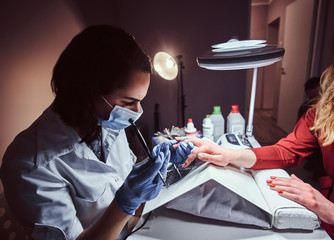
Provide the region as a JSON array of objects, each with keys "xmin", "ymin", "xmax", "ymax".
[{"xmin": 250, "ymin": 108, "xmax": 334, "ymax": 237}]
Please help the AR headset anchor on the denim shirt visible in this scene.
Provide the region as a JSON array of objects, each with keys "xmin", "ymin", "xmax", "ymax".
[{"xmin": 0, "ymin": 106, "xmax": 136, "ymax": 240}]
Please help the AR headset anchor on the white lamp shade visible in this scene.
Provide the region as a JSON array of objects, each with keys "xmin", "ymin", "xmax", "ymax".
[{"xmin": 153, "ymin": 52, "xmax": 178, "ymax": 80}]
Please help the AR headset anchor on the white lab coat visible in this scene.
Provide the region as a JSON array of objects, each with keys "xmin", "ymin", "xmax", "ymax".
[{"xmin": 0, "ymin": 105, "xmax": 136, "ymax": 239}]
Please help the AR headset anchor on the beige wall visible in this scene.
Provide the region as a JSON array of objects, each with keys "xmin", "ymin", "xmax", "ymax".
[
  {"xmin": 267, "ymin": 0, "xmax": 295, "ymax": 47},
  {"xmin": 250, "ymin": 5, "xmax": 267, "ymax": 110},
  {"xmin": 0, "ymin": 1, "xmax": 84, "ymax": 168},
  {"xmin": 250, "ymin": 0, "xmax": 295, "ymax": 116},
  {"xmin": 277, "ymin": 0, "xmax": 315, "ymax": 132}
]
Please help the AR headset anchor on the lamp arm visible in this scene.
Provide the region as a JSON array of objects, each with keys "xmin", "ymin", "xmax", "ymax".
[{"xmin": 246, "ymin": 67, "xmax": 258, "ymax": 137}]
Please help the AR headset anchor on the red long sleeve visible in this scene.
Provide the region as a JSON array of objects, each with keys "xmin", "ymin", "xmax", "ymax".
[{"xmin": 250, "ymin": 109, "xmax": 319, "ymax": 170}]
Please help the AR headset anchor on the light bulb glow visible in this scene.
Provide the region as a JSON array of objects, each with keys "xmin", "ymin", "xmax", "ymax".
[
  {"xmin": 153, "ymin": 52, "xmax": 178, "ymax": 80},
  {"xmin": 165, "ymin": 58, "xmax": 175, "ymax": 68}
]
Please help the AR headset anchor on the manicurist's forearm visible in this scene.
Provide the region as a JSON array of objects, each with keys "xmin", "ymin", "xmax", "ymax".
[{"xmin": 77, "ymin": 200, "xmax": 131, "ymax": 240}]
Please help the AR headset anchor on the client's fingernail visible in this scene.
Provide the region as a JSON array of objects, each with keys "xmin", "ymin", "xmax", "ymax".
[
  {"xmin": 266, "ymin": 180, "xmax": 272, "ymax": 184},
  {"xmin": 270, "ymin": 176, "xmax": 276, "ymax": 179},
  {"xmin": 269, "ymin": 184, "xmax": 276, "ymax": 188},
  {"xmin": 277, "ymin": 190, "xmax": 283, "ymax": 194}
]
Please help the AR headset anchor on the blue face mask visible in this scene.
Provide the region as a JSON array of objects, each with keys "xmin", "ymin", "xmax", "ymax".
[{"xmin": 98, "ymin": 96, "xmax": 143, "ymax": 130}]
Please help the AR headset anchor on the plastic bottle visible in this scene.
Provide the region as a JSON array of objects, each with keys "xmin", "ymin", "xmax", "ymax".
[
  {"xmin": 227, "ymin": 105, "xmax": 245, "ymax": 136},
  {"xmin": 185, "ymin": 118, "xmax": 197, "ymax": 136},
  {"xmin": 210, "ymin": 106, "xmax": 225, "ymax": 142},
  {"xmin": 202, "ymin": 115, "xmax": 214, "ymax": 141}
]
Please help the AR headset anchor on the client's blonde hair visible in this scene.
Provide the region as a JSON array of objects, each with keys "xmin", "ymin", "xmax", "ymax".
[{"xmin": 311, "ymin": 63, "xmax": 334, "ymax": 146}]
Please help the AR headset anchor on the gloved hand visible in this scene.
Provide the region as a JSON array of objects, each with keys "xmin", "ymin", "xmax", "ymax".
[
  {"xmin": 173, "ymin": 141, "xmax": 194, "ymax": 164},
  {"xmin": 115, "ymin": 144, "xmax": 170, "ymax": 215},
  {"xmin": 152, "ymin": 139, "xmax": 194, "ymax": 165}
]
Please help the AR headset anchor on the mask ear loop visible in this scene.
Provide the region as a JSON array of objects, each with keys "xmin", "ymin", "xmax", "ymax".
[{"xmin": 101, "ymin": 95, "xmax": 114, "ymax": 109}]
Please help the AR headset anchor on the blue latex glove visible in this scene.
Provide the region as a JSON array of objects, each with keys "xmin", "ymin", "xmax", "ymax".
[
  {"xmin": 174, "ymin": 141, "xmax": 194, "ymax": 164},
  {"xmin": 115, "ymin": 144, "xmax": 170, "ymax": 215},
  {"xmin": 152, "ymin": 139, "xmax": 194, "ymax": 164}
]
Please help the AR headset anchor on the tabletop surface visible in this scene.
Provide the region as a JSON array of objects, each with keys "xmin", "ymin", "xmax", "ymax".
[
  {"xmin": 128, "ymin": 206, "xmax": 331, "ymax": 240},
  {"xmin": 144, "ymin": 136, "xmax": 330, "ymax": 240}
]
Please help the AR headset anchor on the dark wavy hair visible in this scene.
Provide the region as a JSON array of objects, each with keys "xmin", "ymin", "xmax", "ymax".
[{"xmin": 51, "ymin": 25, "xmax": 152, "ymax": 143}]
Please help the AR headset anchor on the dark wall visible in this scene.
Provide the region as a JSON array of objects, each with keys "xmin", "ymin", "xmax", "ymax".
[
  {"xmin": 0, "ymin": 0, "xmax": 251, "ymax": 160},
  {"xmin": 318, "ymin": 0, "xmax": 334, "ymax": 72},
  {"xmin": 72, "ymin": 0, "xmax": 251, "ymax": 140}
]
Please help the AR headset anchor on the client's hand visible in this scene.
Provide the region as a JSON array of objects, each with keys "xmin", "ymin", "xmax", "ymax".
[
  {"xmin": 115, "ymin": 144, "xmax": 170, "ymax": 215},
  {"xmin": 174, "ymin": 136, "xmax": 229, "ymax": 167},
  {"xmin": 174, "ymin": 136, "xmax": 255, "ymax": 169},
  {"xmin": 267, "ymin": 174, "xmax": 334, "ymax": 224},
  {"xmin": 152, "ymin": 139, "xmax": 194, "ymax": 164}
]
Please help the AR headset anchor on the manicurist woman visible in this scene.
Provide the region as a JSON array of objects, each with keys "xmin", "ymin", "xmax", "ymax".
[{"xmin": 1, "ymin": 25, "xmax": 173, "ymax": 240}]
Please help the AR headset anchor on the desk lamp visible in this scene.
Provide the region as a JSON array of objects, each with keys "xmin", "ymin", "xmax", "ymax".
[
  {"xmin": 153, "ymin": 52, "xmax": 186, "ymax": 127},
  {"xmin": 197, "ymin": 40, "xmax": 285, "ymax": 146}
]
